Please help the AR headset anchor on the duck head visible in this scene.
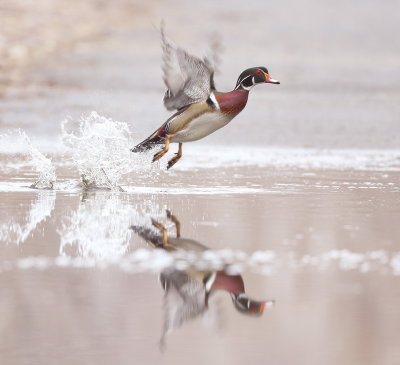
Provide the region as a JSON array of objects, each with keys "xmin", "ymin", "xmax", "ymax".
[
  {"xmin": 210, "ymin": 271, "xmax": 273, "ymax": 316},
  {"xmin": 230, "ymin": 293, "xmax": 273, "ymax": 316},
  {"xmin": 235, "ymin": 66, "xmax": 280, "ymax": 90}
]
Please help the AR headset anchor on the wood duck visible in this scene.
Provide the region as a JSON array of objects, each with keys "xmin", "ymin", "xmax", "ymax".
[
  {"xmin": 131, "ymin": 26, "xmax": 280, "ymax": 169},
  {"xmin": 130, "ymin": 210, "xmax": 273, "ymax": 345}
]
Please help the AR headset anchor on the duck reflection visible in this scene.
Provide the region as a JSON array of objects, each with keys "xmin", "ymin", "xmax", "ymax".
[{"xmin": 131, "ymin": 210, "xmax": 273, "ymax": 346}]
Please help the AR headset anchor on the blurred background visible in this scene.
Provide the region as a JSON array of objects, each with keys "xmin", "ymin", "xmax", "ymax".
[{"xmin": 1, "ymin": 0, "xmax": 399, "ymax": 148}]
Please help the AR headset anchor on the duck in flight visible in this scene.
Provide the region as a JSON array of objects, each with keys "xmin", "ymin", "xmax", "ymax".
[{"xmin": 131, "ymin": 26, "xmax": 280, "ymax": 169}]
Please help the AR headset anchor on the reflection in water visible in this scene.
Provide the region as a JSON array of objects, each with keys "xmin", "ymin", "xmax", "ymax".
[
  {"xmin": 0, "ymin": 191, "xmax": 56, "ymax": 245},
  {"xmin": 2, "ymin": 192, "xmax": 399, "ymax": 277},
  {"xmin": 131, "ymin": 210, "xmax": 273, "ymax": 346},
  {"xmin": 59, "ymin": 192, "xmax": 136, "ymax": 259}
]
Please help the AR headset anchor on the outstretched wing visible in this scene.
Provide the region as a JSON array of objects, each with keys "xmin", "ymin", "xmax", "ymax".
[
  {"xmin": 161, "ymin": 26, "xmax": 217, "ymax": 111},
  {"xmin": 203, "ymin": 32, "xmax": 222, "ymax": 77},
  {"xmin": 160, "ymin": 270, "xmax": 207, "ymax": 347}
]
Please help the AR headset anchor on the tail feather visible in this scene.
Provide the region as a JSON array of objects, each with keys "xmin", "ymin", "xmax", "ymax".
[
  {"xmin": 131, "ymin": 135, "xmax": 164, "ymax": 153},
  {"xmin": 130, "ymin": 225, "xmax": 164, "ymax": 247}
]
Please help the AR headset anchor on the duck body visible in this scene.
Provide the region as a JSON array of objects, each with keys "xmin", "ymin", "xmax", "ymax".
[
  {"xmin": 133, "ymin": 89, "xmax": 249, "ymax": 149},
  {"xmin": 170, "ymin": 89, "xmax": 251, "ymax": 143}
]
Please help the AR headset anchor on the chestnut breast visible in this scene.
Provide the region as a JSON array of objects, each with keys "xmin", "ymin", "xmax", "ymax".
[{"xmin": 215, "ymin": 90, "xmax": 249, "ymax": 117}]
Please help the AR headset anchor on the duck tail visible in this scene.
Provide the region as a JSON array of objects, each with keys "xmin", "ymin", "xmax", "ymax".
[
  {"xmin": 131, "ymin": 134, "xmax": 164, "ymax": 153},
  {"xmin": 130, "ymin": 225, "xmax": 163, "ymax": 247}
]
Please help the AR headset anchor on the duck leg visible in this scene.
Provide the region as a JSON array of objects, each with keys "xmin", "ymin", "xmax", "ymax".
[
  {"xmin": 167, "ymin": 143, "xmax": 182, "ymax": 170},
  {"xmin": 166, "ymin": 210, "xmax": 181, "ymax": 238},
  {"xmin": 152, "ymin": 134, "xmax": 173, "ymax": 163},
  {"xmin": 151, "ymin": 219, "xmax": 174, "ymax": 249}
]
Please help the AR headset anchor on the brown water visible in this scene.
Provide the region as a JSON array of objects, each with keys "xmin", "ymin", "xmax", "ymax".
[{"xmin": 1, "ymin": 1, "xmax": 400, "ymax": 364}]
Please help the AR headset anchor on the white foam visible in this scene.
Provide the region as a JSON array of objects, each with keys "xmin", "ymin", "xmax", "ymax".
[
  {"xmin": 1, "ymin": 248, "xmax": 399, "ymax": 276},
  {"xmin": 173, "ymin": 146, "xmax": 400, "ymax": 171}
]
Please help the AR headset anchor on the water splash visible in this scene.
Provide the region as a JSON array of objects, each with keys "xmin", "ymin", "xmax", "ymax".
[
  {"xmin": 0, "ymin": 129, "xmax": 56, "ymax": 189},
  {"xmin": 0, "ymin": 112, "xmax": 161, "ymax": 191},
  {"xmin": 1, "ymin": 248, "xmax": 400, "ymax": 276},
  {"xmin": 60, "ymin": 111, "xmax": 160, "ymax": 190},
  {"xmin": 61, "ymin": 111, "xmax": 135, "ymax": 190},
  {"xmin": 24, "ymin": 133, "xmax": 56, "ymax": 189}
]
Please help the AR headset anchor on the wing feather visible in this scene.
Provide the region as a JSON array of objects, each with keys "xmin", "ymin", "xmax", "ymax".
[{"xmin": 161, "ymin": 25, "xmax": 216, "ymax": 111}]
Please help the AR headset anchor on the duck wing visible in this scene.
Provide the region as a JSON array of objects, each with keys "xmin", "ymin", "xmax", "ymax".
[
  {"xmin": 160, "ymin": 270, "xmax": 207, "ymax": 345},
  {"xmin": 161, "ymin": 25, "xmax": 217, "ymax": 111}
]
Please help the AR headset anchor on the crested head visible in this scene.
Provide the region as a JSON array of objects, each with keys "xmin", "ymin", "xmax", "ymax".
[{"xmin": 234, "ymin": 66, "xmax": 280, "ymax": 90}]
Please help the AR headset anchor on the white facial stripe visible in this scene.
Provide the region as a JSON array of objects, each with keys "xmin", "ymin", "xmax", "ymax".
[{"xmin": 235, "ymin": 74, "xmax": 254, "ymax": 90}]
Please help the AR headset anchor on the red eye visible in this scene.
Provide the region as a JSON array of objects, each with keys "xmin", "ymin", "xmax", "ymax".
[{"xmin": 255, "ymin": 70, "xmax": 262, "ymax": 75}]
